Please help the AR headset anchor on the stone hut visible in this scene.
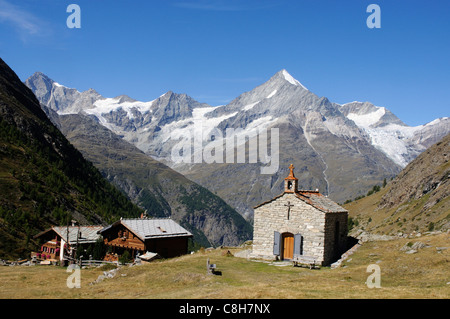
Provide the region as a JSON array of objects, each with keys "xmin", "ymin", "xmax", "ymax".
[{"xmin": 251, "ymin": 164, "xmax": 348, "ymax": 266}]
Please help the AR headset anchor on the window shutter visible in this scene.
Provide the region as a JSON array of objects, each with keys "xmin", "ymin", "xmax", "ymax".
[
  {"xmin": 273, "ymin": 231, "xmax": 281, "ymax": 256},
  {"xmin": 293, "ymin": 233, "xmax": 303, "ymax": 258}
]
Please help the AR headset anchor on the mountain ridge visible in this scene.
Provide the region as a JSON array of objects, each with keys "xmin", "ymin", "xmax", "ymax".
[
  {"xmin": 337, "ymin": 100, "xmax": 450, "ymax": 167},
  {"xmin": 26, "ymin": 69, "xmax": 448, "ymax": 169},
  {"xmin": 0, "ymin": 57, "xmax": 144, "ymax": 259},
  {"xmin": 25, "ymin": 70, "xmax": 449, "ymax": 219},
  {"xmin": 55, "ymin": 112, "xmax": 252, "ymax": 247}
]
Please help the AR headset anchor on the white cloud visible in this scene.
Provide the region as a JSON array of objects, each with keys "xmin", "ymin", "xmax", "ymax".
[{"xmin": 0, "ymin": 0, "xmax": 47, "ymax": 37}]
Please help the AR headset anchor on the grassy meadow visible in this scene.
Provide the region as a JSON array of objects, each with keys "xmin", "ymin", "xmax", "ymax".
[{"xmin": 0, "ymin": 232, "xmax": 448, "ymax": 299}]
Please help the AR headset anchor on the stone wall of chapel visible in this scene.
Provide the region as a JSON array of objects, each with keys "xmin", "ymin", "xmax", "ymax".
[
  {"xmin": 323, "ymin": 211, "xmax": 348, "ymax": 265},
  {"xmin": 252, "ymin": 193, "xmax": 326, "ymax": 262}
]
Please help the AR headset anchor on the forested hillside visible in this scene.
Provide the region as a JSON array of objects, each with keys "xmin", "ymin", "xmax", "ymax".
[{"xmin": 0, "ymin": 58, "xmax": 143, "ymax": 259}]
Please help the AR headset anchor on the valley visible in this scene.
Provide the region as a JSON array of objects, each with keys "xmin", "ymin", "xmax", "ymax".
[
  {"xmin": 25, "ymin": 70, "xmax": 449, "ymax": 220},
  {"xmin": 1, "ymin": 54, "xmax": 448, "ymax": 262},
  {"xmin": 1, "ymin": 0, "xmax": 448, "ymax": 304}
]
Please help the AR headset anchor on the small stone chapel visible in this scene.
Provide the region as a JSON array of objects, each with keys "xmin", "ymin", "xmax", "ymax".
[{"xmin": 251, "ymin": 164, "xmax": 348, "ymax": 266}]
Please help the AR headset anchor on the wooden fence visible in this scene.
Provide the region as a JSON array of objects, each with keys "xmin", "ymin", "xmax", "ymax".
[
  {"xmin": 1, "ymin": 257, "xmax": 128, "ymax": 267},
  {"xmin": 79, "ymin": 259, "xmax": 119, "ymax": 267}
]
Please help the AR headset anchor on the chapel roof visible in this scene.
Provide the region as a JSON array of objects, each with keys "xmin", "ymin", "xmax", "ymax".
[
  {"xmin": 253, "ymin": 190, "xmax": 347, "ymax": 213},
  {"xmin": 295, "ymin": 191, "xmax": 347, "ymax": 213},
  {"xmin": 253, "ymin": 164, "xmax": 347, "ymax": 213}
]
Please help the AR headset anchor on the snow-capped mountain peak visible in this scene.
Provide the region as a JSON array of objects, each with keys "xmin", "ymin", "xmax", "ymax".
[
  {"xmin": 346, "ymin": 105, "xmax": 386, "ymax": 128},
  {"xmin": 339, "ymin": 101, "xmax": 450, "ymax": 167},
  {"xmin": 25, "ymin": 71, "xmax": 449, "ymax": 172},
  {"xmin": 281, "ymin": 69, "xmax": 307, "ymax": 90}
]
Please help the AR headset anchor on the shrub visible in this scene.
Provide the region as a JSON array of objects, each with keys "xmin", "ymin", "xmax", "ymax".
[
  {"xmin": 348, "ymin": 217, "xmax": 359, "ymax": 232},
  {"xmin": 92, "ymin": 237, "xmax": 106, "ymax": 260},
  {"xmin": 119, "ymin": 250, "xmax": 131, "ymax": 264}
]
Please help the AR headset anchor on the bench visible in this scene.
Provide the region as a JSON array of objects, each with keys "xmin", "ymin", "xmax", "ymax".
[{"xmin": 292, "ymin": 256, "xmax": 320, "ymax": 269}]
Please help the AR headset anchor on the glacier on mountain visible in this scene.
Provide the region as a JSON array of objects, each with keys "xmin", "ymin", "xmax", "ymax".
[
  {"xmin": 25, "ymin": 69, "xmax": 449, "ymax": 172},
  {"xmin": 347, "ymin": 106, "xmax": 386, "ymax": 127},
  {"xmin": 341, "ymin": 102, "xmax": 449, "ymax": 167}
]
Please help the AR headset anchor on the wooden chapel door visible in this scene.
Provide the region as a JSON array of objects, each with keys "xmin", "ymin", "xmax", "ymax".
[{"xmin": 282, "ymin": 233, "xmax": 294, "ymax": 260}]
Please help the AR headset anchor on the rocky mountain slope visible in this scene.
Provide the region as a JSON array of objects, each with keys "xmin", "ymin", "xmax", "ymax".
[
  {"xmin": 54, "ymin": 113, "xmax": 252, "ymax": 247},
  {"xmin": 378, "ymin": 133, "xmax": 449, "ymax": 214},
  {"xmin": 344, "ymin": 133, "xmax": 450, "ymax": 236},
  {"xmin": 26, "ymin": 73, "xmax": 252, "ymax": 247},
  {"xmin": 338, "ymin": 101, "xmax": 449, "ymax": 167},
  {"xmin": 25, "ymin": 70, "xmax": 449, "ymax": 219},
  {"xmin": 0, "ymin": 58, "xmax": 143, "ymax": 259}
]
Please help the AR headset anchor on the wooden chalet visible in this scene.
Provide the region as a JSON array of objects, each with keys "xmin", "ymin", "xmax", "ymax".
[
  {"xmin": 33, "ymin": 226, "xmax": 103, "ymax": 263},
  {"xmin": 99, "ymin": 218, "xmax": 193, "ymax": 261}
]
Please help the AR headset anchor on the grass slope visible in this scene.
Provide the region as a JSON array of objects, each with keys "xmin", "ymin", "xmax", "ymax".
[
  {"xmin": 0, "ymin": 232, "xmax": 448, "ymax": 299},
  {"xmin": 344, "ymin": 134, "xmax": 450, "ymax": 236},
  {"xmin": 345, "ymin": 185, "xmax": 450, "ymax": 236}
]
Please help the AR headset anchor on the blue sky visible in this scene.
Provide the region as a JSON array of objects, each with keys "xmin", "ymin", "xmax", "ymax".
[{"xmin": 0, "ymin": 0, "xmax": 448, "ymax": 126}]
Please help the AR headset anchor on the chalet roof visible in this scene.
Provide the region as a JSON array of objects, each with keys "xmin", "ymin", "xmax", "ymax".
[
  {"xmin": 99, "ymin": 218, "xmax": 193, "ymax": 241},
  {"xmin": 34, "ymin": 226, "xmax": 103, "ymax": 245},
  {"xmin": 254, "ymin": 190, "xmax": 347, "ymax": 213}
]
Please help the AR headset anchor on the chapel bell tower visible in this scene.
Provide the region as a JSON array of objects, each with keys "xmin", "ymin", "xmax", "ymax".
[{"xmin": 284, "ymin": 164, "xmax": 298, "ymax": 193}]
